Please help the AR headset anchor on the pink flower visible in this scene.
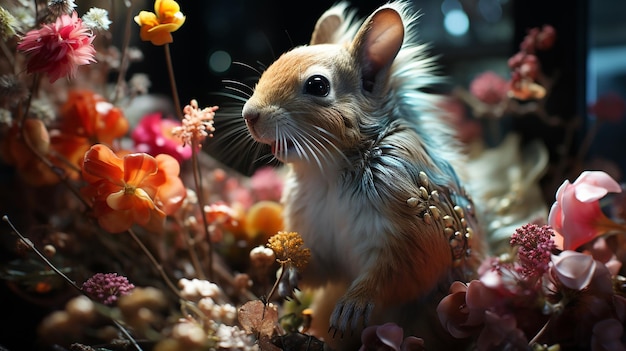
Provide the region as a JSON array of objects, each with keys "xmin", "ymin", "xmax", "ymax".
[
  {"xmin": 469, "ymin": 71, "xmax": 509, "ymax": 105},
  {"xmin": 548, "ymin": 171, "xmax": 624, "ymax": 250},
  {"xmin": 359, "ymin": 323, "xmax": 424, "ymax": 351},
  {"xmin": 591, "ymin": 319, "xmax": 626, "ymax": 351},
  {"xmin": 250, "ymin": 167, "xmax": 284, "ymax": 201},
  {"xmin": 476, "ymin": 311, "xmax": 528, "ymax": 351},
  {"xmin": 550, "ymin": 251, "xmax": 598, "ymax": 290},
  {"xmin": 17, "ymin": 12, "xmax": 96, "ymax": 83},
  {"xmin": 132, "ymin": 113, "xmax": 191, "ymax": 163},
  {"xmin": 436, "ymin": 281, "xmax": 491, "ymax": 339}
]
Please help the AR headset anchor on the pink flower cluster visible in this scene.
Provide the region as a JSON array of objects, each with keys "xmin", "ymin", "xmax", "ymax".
[
  {"xmin": 507, "ymin": 25, "xmax": 556, "ymax": 100},
  {"xmin": 82, "ymin": 273, "xmax": 135, "ymax": 305},
  {"xmin": 437, "ymin": 170, "xmax": 626, "ymax": 350}
]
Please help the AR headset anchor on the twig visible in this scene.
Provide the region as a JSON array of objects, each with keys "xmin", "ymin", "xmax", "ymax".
[
  {"xmin": 127, "ymin": 228, "xmax": 183, "ymax": 299},
  {"xmin": 190, "ymin": 140, "xmax": 213, "ymax": 280},
  {"xmin": 164, "ymin": 43, "xmax": 183, "ymax": 120},
  {"xmin": 111, "ymin": 1, "xmax": 135, "ymax": 103},
  {"xmin": 3, "ymin": 215, "xmax": 82, "ymax": 293}
]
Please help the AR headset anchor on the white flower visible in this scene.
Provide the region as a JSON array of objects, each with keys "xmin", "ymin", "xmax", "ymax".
[{"xmin": 82, "ymin": 7, "xmax": 112, "ymax": 31}]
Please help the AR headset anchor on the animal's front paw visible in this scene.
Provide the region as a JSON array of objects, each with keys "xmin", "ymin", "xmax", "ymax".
[{"xmin": 329, "ymin": 294, "xmax": 374, "ymax": 336}]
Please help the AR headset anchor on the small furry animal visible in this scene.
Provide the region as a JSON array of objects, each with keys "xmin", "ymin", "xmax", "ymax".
[{"xmin": 241, "ymin": 1, "xmax": 484, "ymax": 348}]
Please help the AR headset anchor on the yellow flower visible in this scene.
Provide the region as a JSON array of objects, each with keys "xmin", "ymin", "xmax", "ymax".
[
  {"xmin": 134, "ymin": 0, "xmax": 185, "ymax": 46},
  {"xmin": 267, "ymin": 232, "xmax": 310, "ymax": 270}
]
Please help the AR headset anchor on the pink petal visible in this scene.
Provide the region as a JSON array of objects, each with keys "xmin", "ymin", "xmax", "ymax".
[
  {"xmin": 574, "ymin": 171, "xmax": 622, "ymax": 194},
  {"xmin": 575, "ymin": 183, "xmax": 609, "ymax": 203},
  {"xmin": 376, "ymin": 323, "xmax": 404, "ymax": 350},
  {"xmin": 551, "ymin": 251, "xmax": 596, "ymax": 290}
]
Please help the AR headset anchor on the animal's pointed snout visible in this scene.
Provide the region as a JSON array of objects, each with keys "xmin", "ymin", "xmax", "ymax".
[
  {"xmin": 243, "ymin": 111, "xmax": 259, "ymax": 125},
  {"xmin": 242, "ymin": 105, "xmax": 260, "ymax": 126}
]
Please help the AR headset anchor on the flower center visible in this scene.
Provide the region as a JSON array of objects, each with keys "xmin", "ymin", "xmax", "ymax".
[{"xmin": 124, "ymin": 184, "xmax": 136, "ymax": 195}]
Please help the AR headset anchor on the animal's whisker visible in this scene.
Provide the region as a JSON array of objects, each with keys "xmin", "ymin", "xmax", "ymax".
[
  {"xmin": 296, "ymin": 127, "xmax": 331, "ymax": 171},
  {"xmin": 232, "ymin": 61, "xmax": 264, "ymax": 76},
  {"xmin": 222, "ymin": 80, "xmax": 254, "ymax": 95},
  {"xmin": 309, "ymin": 125, "xmax": 351, "ymax": 166}
]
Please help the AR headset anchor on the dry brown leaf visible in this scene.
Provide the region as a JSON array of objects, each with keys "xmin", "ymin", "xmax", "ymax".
[{"xmin": 238, "ymin": 300, "xmax": 278, "ymax": 337}]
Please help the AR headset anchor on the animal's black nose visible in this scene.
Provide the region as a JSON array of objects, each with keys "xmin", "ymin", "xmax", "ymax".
[{"xmin": 243, "ymin": 111, "xmax": 259, "ymax": 126}]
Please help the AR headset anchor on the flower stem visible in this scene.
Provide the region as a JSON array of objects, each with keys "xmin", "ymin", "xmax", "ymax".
[
  {"xmin": 3, "ymin": 215, "xmax": 143, "ymax": 351},
  {"xmin": 127, "ymin": 228, "xmax": 183, "ymax": 300},
  {"xmin": 111, "ymin": 1, "xmax": 134, "ymax": 103},
  {"xmin": 190, "ymin": 140, "xmax": 213, "ymax": 280},
  {"xmin": 266, "ymin": 263, "xmax": 286, "ymax": 303},
  {"xmin": 164, "ymin": 43, "xmax": 183, "ymax": 120}
]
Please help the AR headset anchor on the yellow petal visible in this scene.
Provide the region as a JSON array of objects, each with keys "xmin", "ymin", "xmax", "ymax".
[
  {"xmin": 155, "ymin": 0, "xmax": 181, "ymax": 19},
  {"xmin": 134, "ymin": 11, "xmax": 158, "ymax": 27}
]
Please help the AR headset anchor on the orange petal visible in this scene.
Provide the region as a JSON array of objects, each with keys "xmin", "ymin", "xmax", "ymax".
[
  {"xmin": 123, "ymin": 153, "xmax": 159, "ymax": 186},
  {"xmin": 154, "ymin": 154, "xmax": 186, "ymax": 215},
  {"xmin": 95, "ymin": 102, "xmax": 129, "ymax": 145},
  {"xmin": 141, "ymin": 27, "xmax": 173, "ymax": 45},
  {"xmin": 98, "ymin": 209, "xmax": 135, "ymax": 233},
  {"xmin": 83, "ymin": 144, "xmax": 125, "ymax": 185},
  {"xmin": 142, "ymin": 208, "xmax": 167, "ymax": 233}
]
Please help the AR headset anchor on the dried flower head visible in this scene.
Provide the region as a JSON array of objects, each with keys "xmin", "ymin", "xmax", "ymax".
[
  {"xmin": 267, "ymin": 231, "xmax": 310, "ymax": 270},
  {"xmin": 47, "ymin": 0, "xmax": 77, "ymax": 17},
  {"xmin": 81, "ymin": 7, "xmax": 112, "ymax": 32},
  {"xmin": 17, "ymin": 11, "xmax": 96, "ymax": 83},
  {"xmin": 171, "ymin": 99, "xmax": 217, "ymax": 147},
  {"xmin": 81, "ymin": 273, "xmax": 135, "ymax": 305},
  {"xmin": 510, "ymin": 224, "xmax": 556, "ymax": 278},
  {"xmin": 0, "ymin": 6, "xmax": 18, "ymax": 40}
]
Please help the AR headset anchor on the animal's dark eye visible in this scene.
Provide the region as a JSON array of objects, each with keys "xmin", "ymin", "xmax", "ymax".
[{"xmin": 304, "ymin": 75, "xmax": 330, "ymax": 97}]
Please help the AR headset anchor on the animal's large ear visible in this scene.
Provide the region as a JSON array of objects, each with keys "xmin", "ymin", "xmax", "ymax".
[
  {"xmin": 350, "ymin": 6, "xmax": 404, "ymax": 93},
  {"xmin": 310, "ymin": 3, "xmax": 348, "ymax": 45}
]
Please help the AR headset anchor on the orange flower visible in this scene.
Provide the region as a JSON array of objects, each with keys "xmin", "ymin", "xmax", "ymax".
[
  {"xmin": 134, "ymin": 0, "xmax": 185, "ymax": 46},
  {"xmin": 57, "ymin": 90, "xmax": 128, "ymax": 145},
  {"xmin": 81, "ymin": 144, "xmax": 186, "ymax": 233},
  {"xmin": 49, "ymin": 90, "xmax": 129, "ymax": 179}
]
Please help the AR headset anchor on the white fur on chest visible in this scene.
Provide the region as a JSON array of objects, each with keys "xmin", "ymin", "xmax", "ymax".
[{"xmin": 281, "ymin": 166, "xmax": 391, "ymax": 287}]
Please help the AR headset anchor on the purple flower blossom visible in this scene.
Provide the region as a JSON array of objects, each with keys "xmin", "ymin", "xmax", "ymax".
[{"xmin": 82, "ymin": 273, "xmax": 135, "ymax": 305}]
